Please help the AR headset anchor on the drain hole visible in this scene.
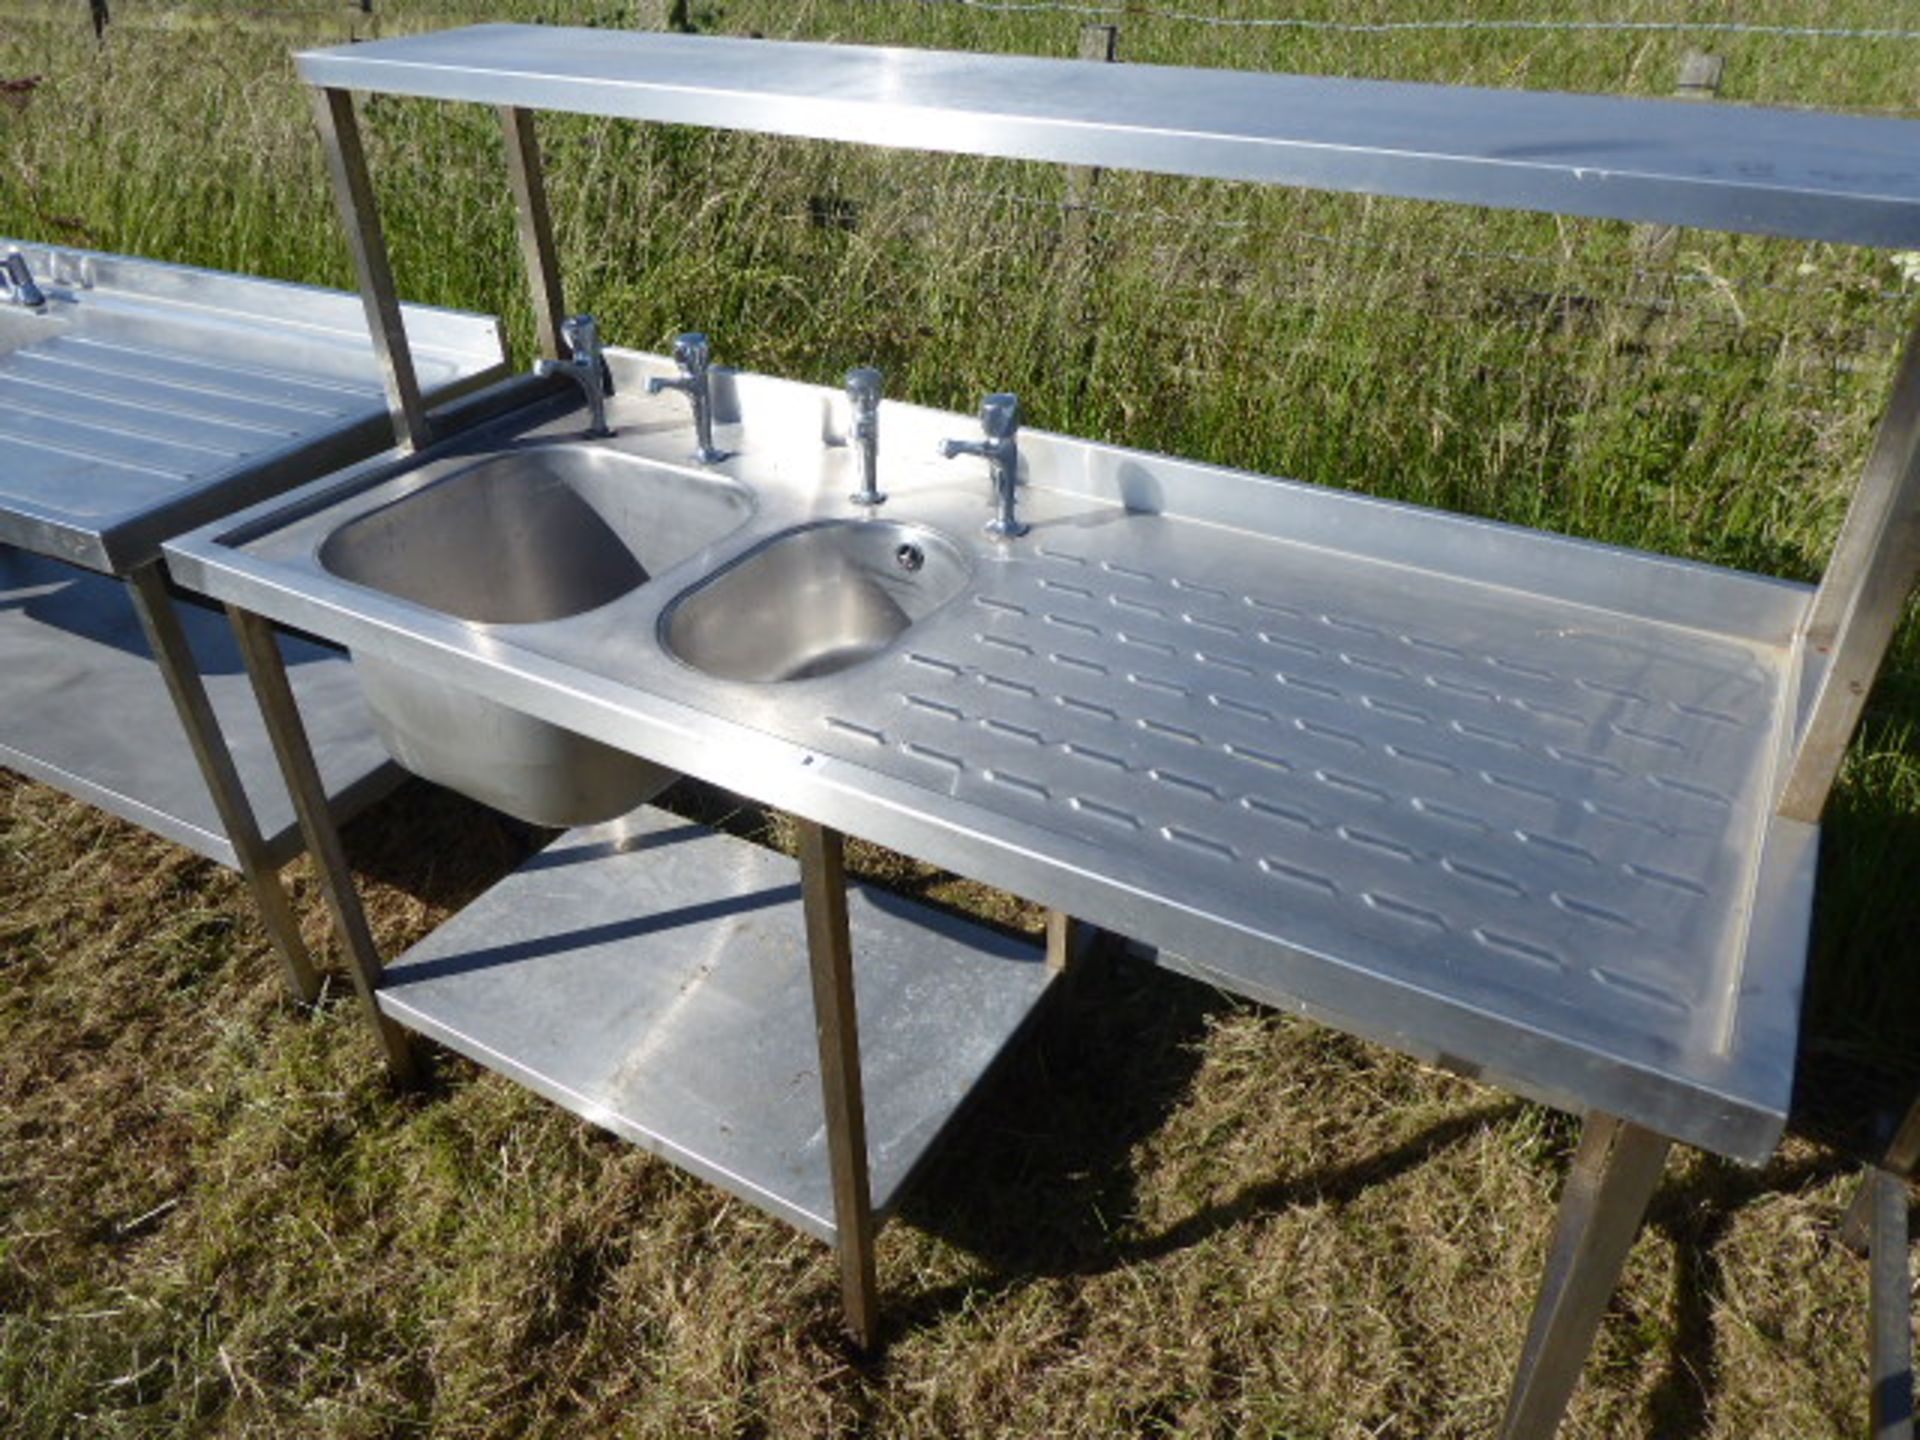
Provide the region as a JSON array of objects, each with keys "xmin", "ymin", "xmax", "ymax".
[{"xmin": 895, "ymin": 542, "xmax": 925, "ymax": 573}]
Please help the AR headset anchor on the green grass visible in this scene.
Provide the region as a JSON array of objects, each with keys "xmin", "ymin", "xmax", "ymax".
[{"xmin": 3, "ymin": 1, "xmax": 1918, "ymax": 1435}]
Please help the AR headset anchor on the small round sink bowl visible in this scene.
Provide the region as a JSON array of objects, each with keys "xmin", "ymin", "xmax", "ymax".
[{"xmin": 661, "ymin": 520, "xmax": 970, "ymax": 683}]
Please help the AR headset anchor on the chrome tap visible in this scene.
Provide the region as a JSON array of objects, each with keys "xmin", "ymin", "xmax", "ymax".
[
  {"xmin": 846, "ymin": 366, "xmax": 885, "ymax": 507},
  {"xmin": 1, "ymin": 251, "xmax": 46, "ymax": 311},
  {"xmin": 535, "ymin": 314, "xmax": 612, "ymax": 438},
  {"xmin": 646, "ymin": 331, "xmax": 728, "ymax": 464},
  {"xmin": 939, "ymin": 392, "xmax": 1027, "ymax": 538}
]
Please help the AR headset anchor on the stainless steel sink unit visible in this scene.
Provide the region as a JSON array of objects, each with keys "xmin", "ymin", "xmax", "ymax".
[
  {"xmin": 0, "ymin": 239, "xmax": 509, "ymax": 999},
  {"xmin": 165, "ymin": 27, "xmax": 1920, "ymax": 1434}
]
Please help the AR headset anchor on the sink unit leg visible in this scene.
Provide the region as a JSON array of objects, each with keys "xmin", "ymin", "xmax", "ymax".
[
  {"xmin": 1045, "ymin": 909, "xmax": 1107, "ymax": 975},
  {"xmin": 124, "ymin": 563, "xmax": 320, "ymax": 1003},
  {"xmin": 1498, "ymin": 1112, "xmax": 1671, "ymax": 1440},
  {"xmin": 1840, "ymin": 1100, "xmax": 1920, "ymax": 1437},
  {"xmin": 795, "ymin": 818, "xmax": 880, "ymax": 1349},
  {"xmin": 227, "ymin": 605, "xmax": 417, "ymax": 1082},
  {"xmin": 1044, "ymin": 910, "xmax": 1079, "ymax": 974},
  {"xmin": 1869, "ymin": 1167, "xmax": 1916, "ymax": 1440},
  {"xmin": 1848, "ymin": 1102, "xmax": 1920, "ymax": 1253}
]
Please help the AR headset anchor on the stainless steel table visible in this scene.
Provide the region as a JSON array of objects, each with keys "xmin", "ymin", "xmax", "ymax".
[
  {"xmin": 167, "ymin": 28, "xmax": 1920, "ymax": 1433},
  {"xmin": 0, "ymin": 240, "xmax": 508, "ymax": 996}
]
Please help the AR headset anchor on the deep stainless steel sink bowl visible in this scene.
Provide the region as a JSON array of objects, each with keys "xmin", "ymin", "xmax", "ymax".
[
  {"xmin": 662, "ymin": 520, "xmax": 969, "ymax": 683},
  {"xmin": 321, "ymin": 444, "xmax": 752, "ymax": 826},
  {"xmin": 319, "ymin": 444, "xmax": 749, "ymax": 623}
]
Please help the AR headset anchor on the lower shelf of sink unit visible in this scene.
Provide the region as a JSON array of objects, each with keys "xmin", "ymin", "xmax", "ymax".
[
  {"xmin": 376, "ymin": 805, "xmax": 1056, "ymax": 1243},
  {"xmin": 0, "ymin": 548, "xmax": 399, "ymax": 868}
]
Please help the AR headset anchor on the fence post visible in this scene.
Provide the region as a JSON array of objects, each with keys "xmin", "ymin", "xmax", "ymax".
[
  {"xmin": 1629, "ymin": 51, "xmax": 1724, "ymax": 302},
  {"xmin": 1063, "ymin": 25, "xmax": 1120, "ymax": 419},
  {"xmin": 631, "ymin": 0, "xmax": 690, "ymax": 30},
  {"xmin": 1673, "ymin": 48, "xmax": 1727, "ymax": 100},
  {"xmin": 1063, "ymin": 25, "xmax": 1120, "ymax": 264}
]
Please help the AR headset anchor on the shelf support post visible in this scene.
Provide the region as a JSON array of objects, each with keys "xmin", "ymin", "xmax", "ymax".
[
  {"xmin": 795, "ymin": 818, "xmax": 880, "ymax": 1349},
  {"xmin": 1498, "ymin": 1112, "xmax": 1670, "ymax": 1440},
  {"xmin": 312, "ymin": 84, "xmax": 431, "ymax": 454},
  {"xmin": 227, "ymin": 605, "xmax": 418, "ymax": 1081},
  {"xmin": 124, "ymin": 563, "xmax": 320, "ymax": 1003},
  {"xmin": 499, "ymin": 104, "xmax": 569, "ymax": 364},
  {"xmin": 1779, "ymin": 309, "xmax": 1920, "ymax": 821}
]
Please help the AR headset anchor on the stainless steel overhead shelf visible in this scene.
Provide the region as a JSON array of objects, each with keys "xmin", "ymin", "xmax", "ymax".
[{"xmin": 298, "ymin": 23, "xmax": 1920, "ymax": 248}]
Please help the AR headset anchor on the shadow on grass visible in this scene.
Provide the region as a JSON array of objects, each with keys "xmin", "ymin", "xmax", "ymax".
[
  {"xmin": 1639, "ymin": 1148, "xmax": 1855, "ymax": 1439},
  {"xmin": 337, "ymin": 777, "xmax": 546, "ymax": 919},
  {"xmin": 890, "ymin": 956, "xmax": 1226, "ymax": 1291},
  {"xmin": 1795, "ymin": 708, "xmax": 1920, "ymax": 1168},
  {"xmin": 888, "ymin": 942, "xmax": 1863, "ymax": 1437},
  {"xmin": 886, "ymin": 951, "xmax": 1526, "ymax": 1343}
]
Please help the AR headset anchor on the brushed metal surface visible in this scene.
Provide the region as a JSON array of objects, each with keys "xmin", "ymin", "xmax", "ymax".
[
  {"xmin": 0, "ymin": 548, "xmax": 396, "ymax": 866},
  {"xmin": 319, "ymin": 444, "xmax": 752, "ymax": 623},
  {"xmin": 168, "ymin": 353, "xmax": 1818, "ymax": 1162},
  {"xmin": 0, "ymin": 240, "xmax": 507, "ymax": 573},
  {"xmin": 298, "ymin": 25, "xmax": 1920, "ymax": 248},
  {"xmin": 320, "ymin": 443, "xmax": 752, "ymax": 825},
  {"xmin": 376, "ymin": 805, "xmax": 1055, "ymax": 1242},
  {"xmin": 661, "ymin": 519, "xmax": 970, "ymax": 683}
]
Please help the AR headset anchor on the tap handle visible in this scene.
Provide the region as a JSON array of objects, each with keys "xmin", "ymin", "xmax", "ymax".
[
  {"xmin": 558, "ymin": 314, "xmax": 613, "ymax": 397},
  {"xmin": 845, "ymin": 366, "xmax": 883, "ymax": 413},
  {"xmin": 2, "ymin": 250, "xmax": 45, "ymax": 309},
  {"xmin": 672, "ymin": 331, "xmax": 712, "ymax": 375},
  {"xmin": 979, "ymin": 392, "xmax": 1019, "ymax": 440},
  {"xmin": 560, "ymin": 313, "xmax": 599, "ymax": 357}
]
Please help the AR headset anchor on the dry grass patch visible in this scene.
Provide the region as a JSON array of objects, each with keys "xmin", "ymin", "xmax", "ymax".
[{"xmin": 0, "ymin": 767, "xmax": 1912, "ymax": 1438}]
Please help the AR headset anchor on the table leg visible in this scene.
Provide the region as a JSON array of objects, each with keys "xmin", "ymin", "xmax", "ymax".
[
  {"xmin": 1498, "ymin": 1112, "xmax": 1671, "ymax": 1440},
  {"xmin": 1848, "ymin": 1103, "xmax": 1920, "ymax": 1253},
  {"xmin": 126, "ymin": 564, "xmax": 319, "ymax": 1003},
  {"xmin": 1870, "ymin": 1167, "xmax": 1916, "ymax": 1440},
  {"xmin": 795, "ymin": 818, "xmax": 879, "ymax": 1348},
  {"xmin": 227, "ymin": 606, "xmax": 416, "ymax": 1081},
  {"xmin": 1045, "ymin": 909, "xmax": 1081, "ymax": 974}
]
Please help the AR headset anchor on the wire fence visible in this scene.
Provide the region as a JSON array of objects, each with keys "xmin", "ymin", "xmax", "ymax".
[
  {"xmin": 855, "ymin": 2, "xmax": 1920, "ymax": 41},
  {"xmin": 37, "ymin": 0, "xmax": 1920, "ymax": 43}
]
